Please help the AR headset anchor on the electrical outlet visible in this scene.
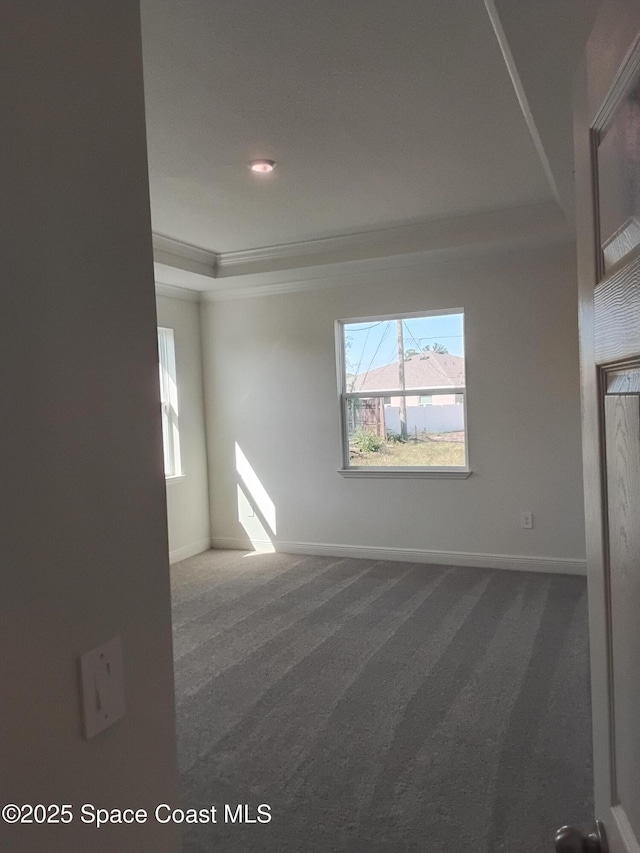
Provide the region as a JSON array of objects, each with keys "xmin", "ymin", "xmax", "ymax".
[
  {"xmin": 79, "ymin": 636, "xmax": 125, "ymax": 738},
  {"xmin": 520, "ymin": 511, "xmax": 533, "ymax": 529}
]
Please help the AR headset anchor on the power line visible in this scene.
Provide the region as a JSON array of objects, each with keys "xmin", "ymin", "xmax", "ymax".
[
  {"xmin": 349, "ymin": 324, "xmax": 374, "ymax": 387},
  {"xmin": 383, "ymin": 339, "xmax": 398, "ymax": 367},
  {"xmin": 404, "ymin": 322, "xmax": 462, "ymax": 384},
  {"xmin": 402, "ymin": 320, "xmax": 424, "ymax": 354},
  {"xmin": 348, "ymin": 321, "xmax": 384, "ymax": 333},
  {"xmin": 347, "ymin": 323, "xmax": 386, "ymax": 389},
  {"xmin": 359, "ymin": 322, "xmax": 391, "ymax": 388},
  {"xmin": 354, "ymin": 323, "xmax": 464, "ymax": 388}
]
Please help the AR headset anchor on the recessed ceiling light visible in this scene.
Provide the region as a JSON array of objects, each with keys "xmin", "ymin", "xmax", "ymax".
[{"xmin": 249, "ymin": 159, "xmax": 276, "ymax": 174}]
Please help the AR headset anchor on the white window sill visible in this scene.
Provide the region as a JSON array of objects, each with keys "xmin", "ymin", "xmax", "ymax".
[
  {"xmin": 165, "ymin": 474, "xmax": 186, "ymax": 483},
  {"xmin": 338, "ymin": 468, "xmax": 472, "ymax": 479}
]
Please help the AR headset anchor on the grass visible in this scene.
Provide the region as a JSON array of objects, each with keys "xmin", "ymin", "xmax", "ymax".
[{"xmin": 349, "ymin": 432, "xmax": 466, "ymax": 467}]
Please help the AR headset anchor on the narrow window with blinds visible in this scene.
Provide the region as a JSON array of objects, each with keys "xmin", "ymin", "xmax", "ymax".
[{"xmin": 157, "ymin": 327, "xmax": 182, "ymax": 478}]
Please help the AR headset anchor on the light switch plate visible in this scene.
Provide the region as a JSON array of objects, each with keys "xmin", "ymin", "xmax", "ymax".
[{"xmin": 79, "ymin": 636, "xmax": 125, "ymax": 739}]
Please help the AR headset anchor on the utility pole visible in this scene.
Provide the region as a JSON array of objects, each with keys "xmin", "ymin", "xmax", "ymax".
[{"xmin": 397, "ymin": 319, "xmax": 407, "ymax": 439}]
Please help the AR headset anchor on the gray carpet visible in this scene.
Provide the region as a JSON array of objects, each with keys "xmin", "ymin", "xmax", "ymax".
[{"xmin": 171, "ymin": 550, "xmax": 592, "ymax": 852}]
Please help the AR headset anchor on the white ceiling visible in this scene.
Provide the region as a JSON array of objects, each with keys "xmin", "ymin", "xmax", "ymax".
[{"xmin": 141, "ymin": 0, "xmax": 566, "ymax": 256}]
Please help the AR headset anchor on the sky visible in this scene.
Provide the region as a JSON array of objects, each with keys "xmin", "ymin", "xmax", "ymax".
[{"xmin": 344, "ymin": 312, "xmax": 464, "ymax": 377}]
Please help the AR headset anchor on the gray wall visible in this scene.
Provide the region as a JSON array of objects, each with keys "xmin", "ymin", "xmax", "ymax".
[
  {"xmin": 1, "ymin": 4, "xmax": 180, "ymax": 851},
  {"xmin": 203, "ymin": 242, "xmax": 586, "ymax": 572},
  {"xmin": 156, "ymin": 294, "xmax": 211, "ymax": 562}
]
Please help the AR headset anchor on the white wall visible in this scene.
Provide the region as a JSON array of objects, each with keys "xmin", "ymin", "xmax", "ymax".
[
  {"xmin": 202, "ymin": 242, "xmax": 586, "ymax": 574},
  {"xmin": 156, "ymin": 294, "xmax": 211, "ymax": 562},
  {"xmin": 1, "ymin": 4, "xmax": 180, "ymax": 851}
]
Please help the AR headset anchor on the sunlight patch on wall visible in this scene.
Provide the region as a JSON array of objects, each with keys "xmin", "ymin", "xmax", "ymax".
[
  {"xmin": 235, "ymin": 443, "xmax": 276, "ymax": 552},
  {"xmin": 236, "ymin": 485, "xmax": 275, "ymax": 552}
]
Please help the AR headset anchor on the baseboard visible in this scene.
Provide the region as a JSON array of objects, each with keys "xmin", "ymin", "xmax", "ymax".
[
  {"xmin": 211, "ymin": 537, "xmax": 586, "ymax": 576},
  {"xmin": 169, "ymin": 538, "xmax": 212, "ymax": 564}
]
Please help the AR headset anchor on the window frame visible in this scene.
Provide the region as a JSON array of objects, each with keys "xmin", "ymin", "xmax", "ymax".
[
  {"xmin": 335, "ymin": 309, "xmax": 471, "ymax": 478},
  {"xmin": 157, "ymin": 326, "xmax": 183, "ymax": 480}
]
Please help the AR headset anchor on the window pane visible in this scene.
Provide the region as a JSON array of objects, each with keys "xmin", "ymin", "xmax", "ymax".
[
  {"xmin": 346, "ymin": 395, "xmax": 466, "ymax": 468},
  {"xmin": 344, "ymin": 314, "xmax": 465, "ymax": 393},
  {"xmin": 158, "ymin": 327, "xmax": 181, "ymax": 477},
  {"xmin": 401, "ymin": 313, "xmax": 465, "ymax": 390},
  {"xmin": 161, "ymin": 403, "xmax": 172, "ymax": 475},
  {"xmin": 344, "ymin": 319, "xmax": 400, "ymax": 391}
]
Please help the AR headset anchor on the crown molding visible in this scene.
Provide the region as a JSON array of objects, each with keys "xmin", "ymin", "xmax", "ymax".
[
  {"xmin": 152, "ymin": 233, "xmax": 217, "ymax": 278},
  {"xmin": 152, "ymin": 200, "xmax": 570, "ymax": 299},
  {"xmin": 215, "ymin": 201, "xmax": 568, "ymax": 279},
  {"xmin": 201, "ymin": 272, "xmax": 352, "ymax": 301},
  {"xmin": 152, "ymin": 233, "xmax": 218, "ymax": 294},
  {"xmin": 155, "ymin": 281, "xmax": 201, "ymax": 302},
  {"xmin": 203, "ymin": 232, "xmax": 572, "ymax": 302}
]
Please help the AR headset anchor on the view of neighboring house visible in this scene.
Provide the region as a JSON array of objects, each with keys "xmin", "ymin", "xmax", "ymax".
[
  {"xmin": 350, "ymin": 351, "xmax": 465, "ymax": 401},
  {"xmin": 349, "ymin": 352, "xmax": 466, "ymax": 437}
]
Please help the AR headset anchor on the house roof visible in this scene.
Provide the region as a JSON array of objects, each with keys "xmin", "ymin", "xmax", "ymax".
[{"xmin": 351, "ymin": 352, "xmax": 465, "ymax": 392}]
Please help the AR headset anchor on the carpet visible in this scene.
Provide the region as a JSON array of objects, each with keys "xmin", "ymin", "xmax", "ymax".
[{"xmin": 171, "ymin": 550, "xmax": 592, "ymax": 852}]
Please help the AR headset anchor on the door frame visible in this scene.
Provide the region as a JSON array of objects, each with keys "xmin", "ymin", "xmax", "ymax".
[{"xmin": 575, "ymin": 4, "xmax": 640, "ymax": 849}]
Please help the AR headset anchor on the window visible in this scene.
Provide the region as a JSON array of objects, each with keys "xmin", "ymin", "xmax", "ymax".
[
  {"xmin": 337, "ymin": 310, "xmax": 468, "ymax": 475},
  {"xmin": 158, "ymin": 327, "xmax": 182, "ymax": 478}
]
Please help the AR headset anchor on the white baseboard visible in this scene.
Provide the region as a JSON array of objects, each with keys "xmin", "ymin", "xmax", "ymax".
[
  {"xmin": 211, "ymin": 537, "xmax": 586, "ymax": 576},
  {"xmin": 169, "ymin": 538, "xmax": 212, "ymax": 564}
]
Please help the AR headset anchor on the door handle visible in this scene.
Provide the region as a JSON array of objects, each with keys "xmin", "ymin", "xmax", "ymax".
[{"xmin": 555, "ymin": 820, "xmax": 608, "ymax": 853}]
